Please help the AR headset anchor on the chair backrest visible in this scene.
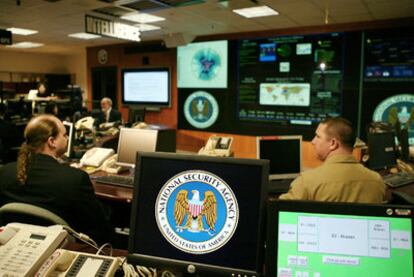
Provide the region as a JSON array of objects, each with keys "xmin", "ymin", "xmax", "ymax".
[{"xmin": 0, "ymin": 202, "xmax": 69, "ymax": 226}]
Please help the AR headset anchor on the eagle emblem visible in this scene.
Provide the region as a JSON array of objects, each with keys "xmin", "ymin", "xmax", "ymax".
[
  {"xmin": 388, "ymin": 106, "xmax": 414, "ymax": 129},
  {"xmin": 191, "ymin": 99, "xmax": 210, "ymax": 121},
  {"xmin": 174, "ymin": 189, "xmax": 217, "ymax": 234}
]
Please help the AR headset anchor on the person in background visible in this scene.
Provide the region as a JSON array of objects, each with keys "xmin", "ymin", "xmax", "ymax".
[
  {"xmin": 36, "ymin": 82, "xmax": 51, "ymax": 98},
  {"xmin": 94, "ymin": 97, "xmax": 121, "ymax": 127},
  {"xmin": 0, "ymin": 114, "xmax": 114, "ymax": 244},
  {"xmin": 279, "ymin": 117, "xmax": 385, "ymax": 203}
]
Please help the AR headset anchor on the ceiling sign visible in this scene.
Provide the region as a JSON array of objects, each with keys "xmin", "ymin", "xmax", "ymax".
[
  {"xmin": 0, "ymin": 29, "xmax": 12, "ymax": 45},
  {"xmin": 85, "ymin": 15, "xmax": 140, "ymax": 42}
]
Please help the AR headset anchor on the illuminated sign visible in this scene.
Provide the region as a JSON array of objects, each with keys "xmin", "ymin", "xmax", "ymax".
[
  {"xmin": 0, "ymin": 29, "xmax": 12, "ymax": 45},
  {"xmin": 85, "ymin": 15, "xmax": 140, "ymax": 42}
]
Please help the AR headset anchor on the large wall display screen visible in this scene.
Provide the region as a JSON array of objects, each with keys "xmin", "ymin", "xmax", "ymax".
[
  {"xmin": 364, "ymin": 28, "xmax": 414, "ymax": 82},
  {"xmin": 177, "ymin": 40, "xmax": 228, "ymax": 88},
  {"xmin": 237, "ymin": 32, "xmax": 344, "ymax": 126}
]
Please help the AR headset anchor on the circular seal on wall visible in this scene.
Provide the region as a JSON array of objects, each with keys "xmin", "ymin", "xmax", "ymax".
[
  {"xmin": 184, "ymin": 91, "xmax": 219, "ymax": 129},
  {"xmin": 373, "ymin": 94, "xmax": 414, "ymax": 144},
  {"xmin": 97, "ymin": 49, "xmax": 108, "ymax": 65},
  {"xmin": 155, "ymin": 170, "xmax": 239, "ymax": 254}
]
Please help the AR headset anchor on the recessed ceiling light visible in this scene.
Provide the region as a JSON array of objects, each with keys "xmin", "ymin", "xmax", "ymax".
[
  {"xmin": 233, "ymin": 5, "xmax": 279, "ymax": 18},
  {"xmin": 7, "ymin": 27, "xmax": 38, "ymax": 36},
  {"xmin": 136, "ymin": 24, "xmax": 161, "ymax": 32},
  {"xmin": 68, "ymin": 33, "xmax": 102, "ymax": 40},
  {"xmin": 6, "ymin": 42, "xmax": 44, "ymax": 48},
  {"xmin": 121, "ymin": 12, "xmax": 165, "ymax": 24}
]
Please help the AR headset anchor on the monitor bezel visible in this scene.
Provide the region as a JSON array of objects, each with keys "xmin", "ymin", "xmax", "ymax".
[
  {"xmin": 116, "ymin": 128, "xmax": 158, "ymax": 168},
  {"xmin": 256, "ymin": 135, "xmax": 302, "ymax": 180},
  {"xmin": 127, "ymin": 151, "xmax": 269, "ymax": 276},
  {"xmin": 63, "ymin": 121, "xmax": 74, "ymax": 158},
  {"xmin": 266, "ymin": 200, "xmax": 414, "ymax": 277},
  {"xmin": 121, "ymin": 67, "xmax": 171, "ymax": 108}
]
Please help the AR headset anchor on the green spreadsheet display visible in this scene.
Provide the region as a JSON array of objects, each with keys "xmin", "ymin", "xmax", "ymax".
[{"xmin": 275, "ymin": 211, "xmax": 413, "ymax": 277}]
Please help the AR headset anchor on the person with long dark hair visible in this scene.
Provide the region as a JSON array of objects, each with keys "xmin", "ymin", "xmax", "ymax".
[{"xmin": 0, "ymin": 114, "xmax": 114, "ymax": 244}]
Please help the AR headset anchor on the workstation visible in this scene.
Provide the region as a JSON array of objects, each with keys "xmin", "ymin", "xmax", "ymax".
[{"xmin": 0, "ymin": 0, "xmax": 414, "ymax": 276}]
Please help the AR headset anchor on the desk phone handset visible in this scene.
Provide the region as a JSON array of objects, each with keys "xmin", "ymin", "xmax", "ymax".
[
  {"xmin": 0, "ymin": 223, "xmax": 68, "ymax": 276},
  {"xmin": 80, "ymin": 147, "xmax": 115, "ymax": 168},
  {"xmin": 36, "ymin": 249, "xmax": 122, "ymax": 277},
  {"xmin": 198, "ymin": 135, "xmax": 233, "ymax": 157}
]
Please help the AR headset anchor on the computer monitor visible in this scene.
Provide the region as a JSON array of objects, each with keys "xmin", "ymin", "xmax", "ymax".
[
  {"xmin": 368, "ymin": 132, "xmax": 397, "ymax": 170},
  {"xmin": 116, "ymin": 128, "xmax": 158, "ymax": 168},
  {"xmin": 122, "ymin": 67, "xmax": 171, "ymax": 108},
  {"xmin": 63, "ymin": 121, "xmax": 74, "ymax": 158},
  {"xmin": 128, "ymin": 152, "xmax": 269, "ymax": 276},
  {"xmin": 257, "ymin": 135, "xmax": 302, "ymax": 180},
  {"xmin": 266, "ymin": 200, "xmax": 414, "ymax": 277}
]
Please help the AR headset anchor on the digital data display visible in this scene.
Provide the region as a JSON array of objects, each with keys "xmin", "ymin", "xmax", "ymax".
[
  {"xmin": 364, "ymin": 28, "xmax": 414, "ymax": 82},
  {"xmin": 237, "ymin": 32, "xmax": 344, "ymax": 126},
  {"xmin": 177, "ymin": 40, "xmax": 228, "ymax": 88},
  {"xmin": 276, "ymin": 211, "xmax": 413, "ymax": 277}
]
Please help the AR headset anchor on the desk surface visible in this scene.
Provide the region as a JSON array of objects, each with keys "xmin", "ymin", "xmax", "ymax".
[{"xmin": 90, "ymin": 171, "xmax": 134, "ymax": 202}]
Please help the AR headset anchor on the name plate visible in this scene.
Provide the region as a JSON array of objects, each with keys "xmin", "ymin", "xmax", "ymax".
[{"xmin": 85, "ymin": 15, "xmax": 140, "ymax": 42}]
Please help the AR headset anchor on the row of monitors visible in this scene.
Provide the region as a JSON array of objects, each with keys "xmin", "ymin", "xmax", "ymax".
[
  {"xmin": 127, "ymin": 151, "xmax": 413, "ymax": 277},
  {"xmin": 64, "ymin": 120, "xmax": 302, "ymax": 176},
  {"xmin": 63, "ymin": 122, "xmax": 412, "ymax": 276}
]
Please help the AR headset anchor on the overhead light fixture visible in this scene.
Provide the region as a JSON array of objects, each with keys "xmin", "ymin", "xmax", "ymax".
[
  {"xmin": 6, "ymin": 42, "xmax": 44, "ymax": 48},
  {"xmin": 233, "ymin": 5, "xmax": 279, "ymax": 18},
  {"xmin": 121, "ymin": 12, "xmax": 165, "ymax": 24},
  {"xmin": 68, "ymin": 32, "xmax": 101, "ymax": 39},
  {"xmin": 7, "ymin": 27, "xmax": 38, "ymax": 36},
  {"xmin": 136, "ymin": 24, "xmax": 161, "ymax": 32}
]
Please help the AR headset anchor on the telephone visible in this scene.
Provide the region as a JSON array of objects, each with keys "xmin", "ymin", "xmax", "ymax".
[
  {"xmin": 0, "ymin": 222, "xmax": 68, "ymax": 277},
  {"xmin": 101, "ymin": 154, "xmax": 128, "ymax": 174},
  {"xmin": 80, "ymin": 147, "xmax": 115, "ymax": 167},
  {"xmin": 132, "ymin": 121, "xmax": 148, "ymax": 129},
  {"xmin": 198, "ymin": 135, "xmax": 233, "ymax": 157},
  {"xmin": 35, "ymin": 249, "xmax": 122, "ymax": 277},
  {"xmin": 75, "ymin": 116, "xmax": 95, "ymax": 131}
]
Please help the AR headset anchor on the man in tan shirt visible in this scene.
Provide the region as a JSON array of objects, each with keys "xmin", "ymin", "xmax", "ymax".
[{"xmin": 279, "ymin": 117, "xmax": 385, "ymax": 203}]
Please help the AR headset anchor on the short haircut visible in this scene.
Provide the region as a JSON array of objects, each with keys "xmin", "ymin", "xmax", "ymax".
[
  {"xmin": 321, "ymin": 117, "xmax": 356, "ymax": 149},
  {"xmin": 101, "ymin": 97, "xmax": 113, "ymax": 106}
]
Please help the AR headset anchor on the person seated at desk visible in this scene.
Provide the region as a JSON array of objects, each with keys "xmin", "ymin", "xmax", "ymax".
[
  {"xmin": 28, "ymin": 82, "xmax": 56, "ymax": 101},
  {"xmin": 0, "ymin": 114, "xmax": 114, "ymax": 244},
  {"xmin": 94, "ymin": 97, "xmax": 121, "ymax": 128},
  {"xmin": 279, "ymin": 117, "xmax": 385, "ymax": 203}
]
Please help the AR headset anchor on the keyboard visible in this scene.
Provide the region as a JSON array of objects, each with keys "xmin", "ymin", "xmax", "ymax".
[
  {"xmin": 382, "ymin": 172, "xmax": 414, "ymax": 188},
  {"xmin": 94, "ymin": 175, "xmax": 134, "ymax": 188}
]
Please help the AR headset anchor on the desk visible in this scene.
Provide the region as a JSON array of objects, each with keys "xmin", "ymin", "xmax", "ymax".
[{"xmin": 91, "ymin": 171, "xmax": 133, "ymax": 202}]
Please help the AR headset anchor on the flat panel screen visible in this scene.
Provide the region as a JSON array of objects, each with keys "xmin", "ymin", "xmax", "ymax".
[
  {"xmin": 257, "ymin": 135, "xmax": 302, "ymax": 179},
  {"xmin": 266, "ymin": 200, "xmax": 414, "ymax": 277},
  {"xmin": 128, "ymin": 152, "xmax": 268, "ymax": 276},
  {"xmin": 122, "ymin": 67, "xmax": 170, "ymax": 108},
  {"xmin": 116, "ymin": 128, "xmax": 158, "ymax": 168},
  {"xmin": 237, "ymin": 32, "xmax": 344, "ymax": 126},
  {"xmin": 177, "ymin": 40, "xmax": 228, "ymax": 88}
]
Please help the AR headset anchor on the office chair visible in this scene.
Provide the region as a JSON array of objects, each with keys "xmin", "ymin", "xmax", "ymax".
[{"xmin": 0, "ymin": 202, "xmax": 69, "ymax": 226}]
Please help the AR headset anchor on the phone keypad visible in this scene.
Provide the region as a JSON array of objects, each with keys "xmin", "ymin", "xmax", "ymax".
[{"xmin": 0, "ymin": 238, "xmax": 41, "ymax": 275}]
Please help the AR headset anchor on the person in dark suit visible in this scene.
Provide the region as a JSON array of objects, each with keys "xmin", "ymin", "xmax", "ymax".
[
  {"xmin": 94, "ymin": 97, "xmax": 121, "ymax": 127},
  {"xmin": 0, "ymin": 114, "xmax": 113, "ymax": 244}
]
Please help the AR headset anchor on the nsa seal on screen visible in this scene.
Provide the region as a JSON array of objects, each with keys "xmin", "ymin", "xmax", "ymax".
[
  {"xmin": 373, "ymin": 94, "xmax": 414, "ymax": 144},
  {"xmin": 184, "ymin": 91, "xmax": 219, "ymax": 129},
  {"xmin": 156, "ymin": 170, "xmax": 239, "ymax": 254}
]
